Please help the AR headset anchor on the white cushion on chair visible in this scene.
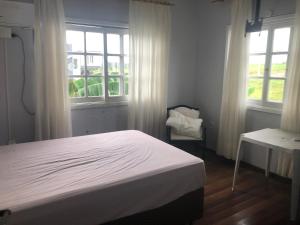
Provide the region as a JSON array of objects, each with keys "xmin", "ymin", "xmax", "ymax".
[
  {"xmin": 166, "ymin": 110, "xmax": 203, "ymax": 139},
  {"xmin": 174, "ymin": 107, "xmax": 200, "ymax": 119},
  {"xmin": 171, "ymin": 131, "xmax": 203, "ymax": 141}
]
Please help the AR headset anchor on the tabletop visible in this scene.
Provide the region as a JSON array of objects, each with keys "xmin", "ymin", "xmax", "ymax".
[{"xmin": 241, "ymin": 128, "xmax": 300, "ymax": 151}]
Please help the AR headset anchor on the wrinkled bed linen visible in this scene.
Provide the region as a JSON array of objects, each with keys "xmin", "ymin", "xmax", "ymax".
[{"xmin": 0, "ymin": 130, "xmax": 205, "ymax": 225}]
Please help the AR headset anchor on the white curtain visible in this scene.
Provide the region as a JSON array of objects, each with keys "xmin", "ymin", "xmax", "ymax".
[
  {"xmin": 128, "ymin": 1, "xmax": 171, "ymax": 138},
  {"xmin": 277, "ymin": 0, "xmax": 300, "ymax": 177},
  {"xmin": 34, "ymin": 0, "xmax": 72, "ymax": 140},
  {"xmin": 217, "ymin": 0, "xmax": 251, "ymax": 159}
]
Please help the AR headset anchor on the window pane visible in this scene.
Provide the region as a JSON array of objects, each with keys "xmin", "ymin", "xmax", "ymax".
[
  {"xmin": 87, "ymin": 77, "xmax": 104, "ymax": 97},
  {"xmin": 108, "ymin": 56, "xmax": 120, "ymax": 75},
  {"xmin": 69, "ymin": 77, "xmax": 85, "ymax": 97},
  {"xmin": 273, "ymin": 27, "xmax": 291, "ymax": 52},
  {"xmin": 271, "ymin": 54, "xmax": 288, "ymax": 78},
  {"xmin": 124, "ymin": 56, "xmax": 129, "ymax": 75},
  {"xmin": 268, "ymin": 79, "xmax": 285, "ymax": 102},
  {"xmin": 247, "ymin": 78, "xmax": 263, "ymax": 100},
  {"xmin": 66, "ymin": 30, "xmax": 84, "ymax": 53},
  {"xmin": 249, "ymin": 30, "xmax": 268, "ymax": 54},
  {"xmin": 248, "ymin": 55, "xmax": 265, "ymax": 77},
  {"xmin": 86, "ymin": 32, "xmax": 103, "ymax": 53},
  {"xmin": 86, "ymin": 55, "xmax": 103, "ymax": 76},
  {"xmin": 124, "ymin": 34, "xmax": 129, "ymax": 55},
  {"xmin": 108, "ymin": 77, "xmax": 120, "ymax": 96},
  {"xmin": 107, "ymin": 34, "xmax": 120, "ymax": 54},
  {"xmin": 125, "ymin": 76, "xmax": 129, "ymax": 95},
  {"xmin": 67, "ymin": 55, "xmax": 85, "ymax": 75}
]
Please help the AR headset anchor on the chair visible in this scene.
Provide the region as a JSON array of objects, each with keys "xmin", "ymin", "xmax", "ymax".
[{"xmin": 166, "ymin": 105, "xmax": 206, "ymax": 159}]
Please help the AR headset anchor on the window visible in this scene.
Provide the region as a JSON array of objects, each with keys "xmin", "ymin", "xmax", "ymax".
[
  {"xmin": 247, "ymin": 19, "xmax": 293, "ymax": 109},
  {"xmin": 66, "ymin": 25, "xmax": 129, "ymax": 104}
]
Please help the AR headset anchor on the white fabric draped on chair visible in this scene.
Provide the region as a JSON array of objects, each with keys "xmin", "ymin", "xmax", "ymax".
[
  {"xmin": 128, "ymin": 0, "xmax": 172, "ymax": 139},
  {"xmin": 34, "ymin": 0, "xmax": 72, "ymax": 140}
]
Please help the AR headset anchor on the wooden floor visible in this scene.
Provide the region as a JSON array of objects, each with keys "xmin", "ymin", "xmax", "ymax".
[{"xmin": 190, "ymin": 150, "xmax": 297, "ymax": 225}]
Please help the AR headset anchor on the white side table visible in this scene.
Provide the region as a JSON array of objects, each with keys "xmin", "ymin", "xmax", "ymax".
[{"xmin": 232, "ymin": 128, "xmax": 300, "ymax": 221}]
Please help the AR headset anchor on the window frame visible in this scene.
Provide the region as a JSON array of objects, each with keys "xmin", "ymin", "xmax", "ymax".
[
  {"xmin": 247, "ymin": 16, "xmax": 294, "ymax": 110},
  {"xmin": 66, "ymin": 24, "xmax": 129, "ymax": 105}
]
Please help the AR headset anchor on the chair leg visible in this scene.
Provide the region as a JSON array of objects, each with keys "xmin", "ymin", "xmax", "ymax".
[
  {"xmin": 232, "ymin": 138, "xmax": 243, "ymax": 191},
  {"xmin": 194, "ymin": 142, "xmax": 205, "ymax": 159},
  {"xmin": 199, "ymin": 141, "xmax": 206, "ymax": 160},
  {"xmin": 192, "ymin": 142, "xmax": 197, "ymax": 154},
  {"xmin": 203, "ymin": 144, "xmax": 206, "ymax": 160},
  {"xmin": 265, "ymin": 148, "xmax": 272, "ymax": 178}
]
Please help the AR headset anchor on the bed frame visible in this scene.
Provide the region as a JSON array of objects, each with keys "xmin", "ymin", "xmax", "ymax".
[
  {"xmin": 0, "ymin": 189, "xmax": 203, "ymax": 225},
  {"xmin": 102, "ymin": 188, "xmax": 204, "ymax": 225},
  {"xmin": 0, "ymin": 188, "xmax": 203, "ymax": 225},
  {"xmin": 0, "ymin": 210, "xmax": 11, "ymax": 225}
]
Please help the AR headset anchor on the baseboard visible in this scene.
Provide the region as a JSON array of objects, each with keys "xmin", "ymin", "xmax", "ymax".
[{"xmin": 204, "ymin": 148, "xmax": 291, "ymax": 184}]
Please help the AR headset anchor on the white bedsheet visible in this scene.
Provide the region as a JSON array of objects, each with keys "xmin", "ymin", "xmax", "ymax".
[{"xmin": 0, "ymin": 130, "xmax": 205, "ymax": 225}]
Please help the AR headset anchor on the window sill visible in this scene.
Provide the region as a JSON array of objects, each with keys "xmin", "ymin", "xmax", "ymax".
[
  {"xmin": 247, "ymin": 105, "xmax": 282, "ymax": 115},
  {"xmin": 71, "ymin": 101, "xmax": 128, "ymax": 110}
]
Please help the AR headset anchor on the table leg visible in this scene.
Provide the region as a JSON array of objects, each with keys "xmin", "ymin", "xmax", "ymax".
[
  {"xmin": 291, "ymin": 150, "xmax": 300, "ymax": 221},
  {"xmin": 291, "ymin": 183, "xmax": 299, "ymax": 221},
  {"xmin": 265, "ymin": 148, "xmax": 272, "ymax": 177},
  {"xmin": 232, "ymin": 137, "xmax": 243, "ymax": 192}
]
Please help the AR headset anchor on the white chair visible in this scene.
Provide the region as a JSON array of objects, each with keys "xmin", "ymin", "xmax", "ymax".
[{"xmin": 166, "ymin": 105, "xmax": 206, "ymax": 158}]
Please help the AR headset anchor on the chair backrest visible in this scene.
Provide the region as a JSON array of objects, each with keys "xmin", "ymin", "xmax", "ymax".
[{"xmin": 167, "ymin": 105, "xmax": 200, "ymax": 119}]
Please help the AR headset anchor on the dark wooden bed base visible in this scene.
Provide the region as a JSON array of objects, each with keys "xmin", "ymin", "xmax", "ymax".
[
  {"xmin": 0, "ymin": 189, "xmax": 203, "ymax": 225},
  {"xmin": 102, "ymin": 188, "xmax": 204, "ymax": 225}
]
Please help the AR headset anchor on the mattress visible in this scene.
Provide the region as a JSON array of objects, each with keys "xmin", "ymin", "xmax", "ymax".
[{"xmin": 0, "ymin": 130, "xmax": 205, "ymax": 225}]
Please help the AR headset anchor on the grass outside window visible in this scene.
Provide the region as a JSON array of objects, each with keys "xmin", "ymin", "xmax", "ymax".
[{"xmin": 246, "ymin": 23, "xmax": 292, "ymax": 108}]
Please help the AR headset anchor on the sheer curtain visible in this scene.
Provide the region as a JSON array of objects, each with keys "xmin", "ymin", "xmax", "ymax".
[
  {"xmin": 217, "ymin": 0, "xmax": 251, "ymax": 159},
  {"xmin": 128, "ymin": 0, "xmax": 171, "ymax": 138},
  {"xmin": 277, "ymin": 0, "xmax": 300, "ymax": 177},
  {"xmin": 34, "ymin": 0, "xmax": 72, "ymax": 140}
]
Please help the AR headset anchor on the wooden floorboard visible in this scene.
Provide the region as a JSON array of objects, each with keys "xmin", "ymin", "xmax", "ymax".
[{"xmin": 188, "ymin": 149, "xmax": 297, "ymax": 225}]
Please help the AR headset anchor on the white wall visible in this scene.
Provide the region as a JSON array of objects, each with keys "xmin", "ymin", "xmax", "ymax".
[
  {"xmin": 72, "ymin": 105, "xmax": 128, "ymax": 136},
  {"xmin": 196, "ymin": 0, "xmax": 296, "ymax": 172},
  {"xmin": 63, "ymin": 0, "xmax": 129, "ymax": 24},
  {"xmin": 62, "ymin": 0, "xmax": 130, "ymax": 136},
  {"xmin": 0, "ymin": 0, "xmax": 200, "ymax": 143},
  {"xmin": 168, "ymin": 0, "xmax": 199, "ymax": 107},
  {"xmin": 66, "ymin": 0, "xmax": 200, "ymax": 136},
  {"xmin": 63, "ymin": 0, "xmax": 199, "ymax": 108},
  {"xmin": 3, "ymin": 0, "xmax": 292, "ymax": 173},
  {"xmin": 0, "ymin": 40, "xmax": 8, "ymax": 145},
  {"xmin": 0, "ymin": 28, "xmax": 34, "ymax": 145},
  {"xmin": 196, "ymin": 0, "xmax": 231, "ymax": 150}
]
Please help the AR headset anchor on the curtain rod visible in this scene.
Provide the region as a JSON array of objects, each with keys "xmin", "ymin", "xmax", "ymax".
[{"xmin": 132, "ymin": 0, "xmax": 174, "ymax": 6}]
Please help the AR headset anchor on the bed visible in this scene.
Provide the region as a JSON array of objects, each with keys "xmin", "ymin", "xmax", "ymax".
[{"xmin": 0, "ymin": 130, "xmax": 205, "ymax": 225}]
